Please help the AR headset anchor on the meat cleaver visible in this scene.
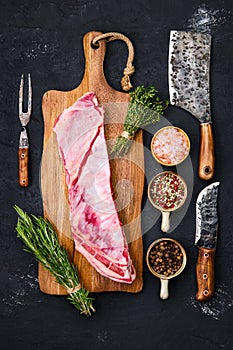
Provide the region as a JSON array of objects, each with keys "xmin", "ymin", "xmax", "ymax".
[
  {"xmin": 169, "ymin": 30, "xmax": 214, "ymax": 180},
  {"xmin": 195, "ymin": 182, "xmax": 220, "ymax": 302}
]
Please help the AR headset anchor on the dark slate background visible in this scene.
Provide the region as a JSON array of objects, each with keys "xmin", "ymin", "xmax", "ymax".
[{"xmin": 1, "ymin": 0, "xmax": 233, "ymax": 349}]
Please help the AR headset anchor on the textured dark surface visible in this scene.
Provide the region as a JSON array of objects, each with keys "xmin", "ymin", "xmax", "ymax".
[{"xmin": 1, "ymin": 0, "xmax": 233, "ymax": 349}]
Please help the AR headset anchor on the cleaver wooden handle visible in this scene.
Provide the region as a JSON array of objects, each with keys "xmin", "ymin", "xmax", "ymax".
[
  {"xmin": 199, "ymin": 123, "xmax": 215, "ymax": 180},
  {"xmin": 18, "ymin": 148, "xmax": 29, "ymax": 187},
  {"xmin": 196, "ymin": 247, "xmax": 215, "ymax": 302}
]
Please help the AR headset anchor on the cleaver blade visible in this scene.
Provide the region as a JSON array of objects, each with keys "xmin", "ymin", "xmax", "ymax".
[
  {"xmin": 168, "ymin": 30, "xmax": 215, "ymax": 181},
  {"xmin": 195, "ymin": 182, "xmax": 220, "ymax": 302}
]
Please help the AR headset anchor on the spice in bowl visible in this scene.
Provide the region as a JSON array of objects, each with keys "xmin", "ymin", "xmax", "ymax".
[
  {"xmin": 151, "ymin": 126, "xmax": 190, "ymax": 166},
  {"xmin": 146, "ymin": 238, "xmax": 187, "ymax": 299},
  {"xmin": 148, "ymin": 240, "xmax": 183, "ymax": 277},
  {"xmin": 148, "ymin": 171, "xmax": 187, "ymax": 232},
  {"xmin": 148, "ymin": 171, "xmax": 187, "ymax": 211}
]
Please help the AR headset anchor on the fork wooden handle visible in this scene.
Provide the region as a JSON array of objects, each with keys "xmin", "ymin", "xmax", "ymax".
[{"xmin": 18, "ymin": 148, "xmax": 29, "ymax": 187}]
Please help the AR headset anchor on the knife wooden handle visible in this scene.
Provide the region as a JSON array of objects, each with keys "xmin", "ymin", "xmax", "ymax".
[
  {"xmin": 199, "ymin": 123, "xmax": 215, "ymax": 180},
  {"xmin": 18, "ymin": 148, "xmax": 29, "ymax": 187},
  {"xmin": 196, "ymin": 247, "xmax": 215, "ymax": 302}
]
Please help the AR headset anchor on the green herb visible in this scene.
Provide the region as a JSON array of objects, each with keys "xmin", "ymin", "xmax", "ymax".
[
  {"xmin": 111, "ymin": 85, "xmax": 169, "ymax": 156},
  {"xmin": 14, "ymin": 205, "xmax": 95, "ymax": 316}
]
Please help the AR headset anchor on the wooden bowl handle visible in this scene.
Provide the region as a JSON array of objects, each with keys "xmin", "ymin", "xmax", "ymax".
[
  {"xmin": 196, "ymin": 247, "xmax": 215, "ymax": 302},
  {"xmin": 161, "ymin": 211, "xmax": 170, "ymax": 232},
  {"xmin": 199, "ymin": 123, "xmax": 215, "ymax": 180},
  {"xmin": 160, "ymin": 278, "xmax": 169, "ymax": 300}
]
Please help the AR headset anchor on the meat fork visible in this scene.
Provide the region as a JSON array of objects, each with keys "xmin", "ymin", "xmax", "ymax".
[{"xmin": 18, "ymin": 73, "xmax": 32, "ymax": 187}]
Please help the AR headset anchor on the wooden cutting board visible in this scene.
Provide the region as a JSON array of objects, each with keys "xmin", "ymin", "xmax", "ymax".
[{"xmin": 40, "ymin": 31, "xmax": 144, "ymax": 294}]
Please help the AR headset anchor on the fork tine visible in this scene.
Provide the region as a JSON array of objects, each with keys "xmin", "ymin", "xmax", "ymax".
[
  {"xmin": 19, "ymin": 74, "xmax": 24, "ymax": 116},
  {"xmin": 27, "ymin": 73, "xmax": 32, "ymax": 117},
  {"xmin": 19, "ymin": 73, "xmax": 32, "ymax": 118}
]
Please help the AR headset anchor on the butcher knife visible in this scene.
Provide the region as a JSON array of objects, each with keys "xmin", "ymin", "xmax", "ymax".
[
  {"xmin": 168, "ymin": 30, "xmax": 214, "ymax": 180},
  {"xmin": 195, "ymin": 182, "xmax": 220, "ymax": 302}
]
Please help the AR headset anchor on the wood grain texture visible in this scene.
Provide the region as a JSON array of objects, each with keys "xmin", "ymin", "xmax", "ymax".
[
  {"xmin": 40, "ymin": 31, "xmax": 144, "ymax": 294},
  {"xmin": 18, "ymin": 148, "xmax": 29, "ymax": 187},
  {"xmin": 199, "ymin": 123, "xmax": 215, "ymax": 180},
  {"xmin": 196, "ymin": 247, "xmax": 215, "ymax": 302}
]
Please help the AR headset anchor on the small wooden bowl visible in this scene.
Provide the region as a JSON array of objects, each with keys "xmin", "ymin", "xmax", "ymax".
[
  {"xmin": 148, "ymin": 171, "xmax": 187, "ymax": 232},
  {"xmin": 146, "ymin": 238, "xmax": 187, "ymax": 300},
  {"xmin": 151, "ymin": 126, "xmax": 190, "ymax": 166}
]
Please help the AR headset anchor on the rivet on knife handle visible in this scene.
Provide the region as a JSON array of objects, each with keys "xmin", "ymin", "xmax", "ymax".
[
  {"xmin": 18, "ymin": 148, "xmax": 29, "ymax": 187},
  {"xmin": 196, "ymin": 247, "xmax": 215, "ymax": 302},
  {"xmin": 199, "ymin": 123, "xmax": 215, "ymax": 180}
]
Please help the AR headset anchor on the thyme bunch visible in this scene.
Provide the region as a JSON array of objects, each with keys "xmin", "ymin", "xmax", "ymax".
[
  {"xmin": 111, "ymin": 85, "xmax": 168, "ymax": 156},
  {"xmin": 14, "ymin": 205, "xmax": 95, "ymax": 316}
]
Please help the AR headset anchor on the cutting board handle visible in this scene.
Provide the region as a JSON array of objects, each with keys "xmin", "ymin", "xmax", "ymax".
[
  {"xmin": 199, "ymin": 123, "xmax": 215, "ymax": 180},
  {"xmin": 82, "ymin": 31, "xmax": 135, "ymax": 94},
  {"xmin": 82, "ymin": 32, "xmax": 109, "ymax": 92},
  {"xmin": 92, "ymin": 32, "xmax": 135, "ymax": 91}
]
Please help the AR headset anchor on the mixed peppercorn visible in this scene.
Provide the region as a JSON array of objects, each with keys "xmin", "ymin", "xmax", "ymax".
[
  {"xmin": 148, "ymin": 240, "xmax": 183, "ymax": 277},
  {"xmin": 149, "ymin": 172, "xmax": 186, "ymax": 210}
]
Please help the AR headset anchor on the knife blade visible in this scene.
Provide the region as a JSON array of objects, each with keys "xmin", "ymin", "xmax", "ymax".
[
  {"xmin": 195, "ymin": 182, "xmax": 220, "ymax": 302},
  {"xmin": 168, "ymin": 30, "xmax": 215, "ymax": 180}
]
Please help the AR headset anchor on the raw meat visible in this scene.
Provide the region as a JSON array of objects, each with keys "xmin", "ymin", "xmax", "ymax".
[{"xmin": 53, "ymin": 92, "xmax": 136, "ymax": 283}]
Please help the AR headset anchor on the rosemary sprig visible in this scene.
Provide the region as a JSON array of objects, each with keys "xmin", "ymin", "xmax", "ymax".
[
  {"xmin": 14, "ymin": 205, "xmax": 95, "ymax": 316},
  {"xmin": 111, "ymin": 85, "xmax": 169, "ymax": 156}
]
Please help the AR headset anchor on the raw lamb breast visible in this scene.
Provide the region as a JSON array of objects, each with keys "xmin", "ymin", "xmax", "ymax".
[{"xmin": 53, "ymin": 92, "xmax": 136, "ymax": 283}]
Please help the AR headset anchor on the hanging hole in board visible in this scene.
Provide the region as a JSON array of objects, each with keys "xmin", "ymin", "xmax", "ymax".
[
  {"xmin": 91, "ymin": 41, "xmax": 100, "ymax": 49},
  {"xmin": 204, "ymin": 166, "xmax": 211, "ymax": 175}
]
